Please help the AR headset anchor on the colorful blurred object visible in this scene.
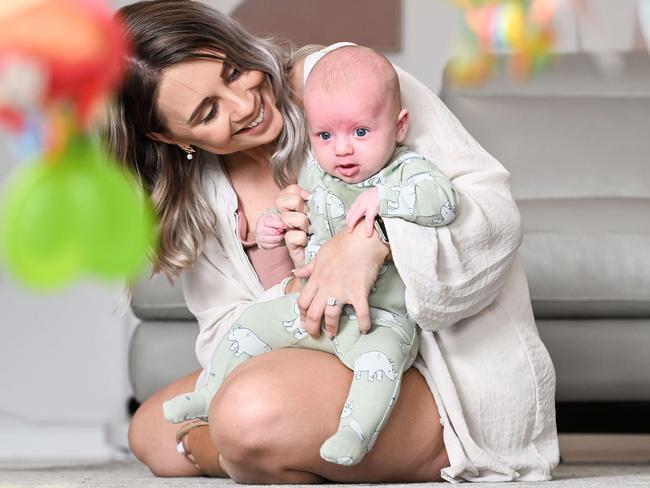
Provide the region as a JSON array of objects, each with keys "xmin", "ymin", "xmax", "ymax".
[
  {"xmin": 0, "ymin": 135, "xmax": 155, "ymax": 290},
  {"xmin": 448, "ymin": 0, "xmax": 558, "ymax": 85},
  {"xmin": 0, "ymin": 0, "xmax": 157, "ymax": 290},
  {"xmin": 0, "ymin": 0, "xmax": 128, "ymax": 129}
]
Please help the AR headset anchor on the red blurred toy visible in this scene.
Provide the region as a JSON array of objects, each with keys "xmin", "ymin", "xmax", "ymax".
[{"xmin": 0, "ymin": 0, "xmax": 128, "ymax": 132}]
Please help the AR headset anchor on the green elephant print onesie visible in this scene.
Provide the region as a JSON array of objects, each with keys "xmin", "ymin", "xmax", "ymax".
[{"xmin": 163, "ymin": 145, "xmax": 458, "ymax": 466}]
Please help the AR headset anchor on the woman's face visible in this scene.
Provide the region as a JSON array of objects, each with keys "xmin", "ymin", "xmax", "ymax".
[{"xmin": 153, "ymin": 58, "xmax": 284, "ymax": 155}]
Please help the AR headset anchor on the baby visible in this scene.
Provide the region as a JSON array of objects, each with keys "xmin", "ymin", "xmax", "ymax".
[{"xmin": 163, "ymin": 45, "xmax": 458, "ymax": 466}]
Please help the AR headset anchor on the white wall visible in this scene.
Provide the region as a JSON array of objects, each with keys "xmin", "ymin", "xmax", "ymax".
[
  {"xmin": 0, "ymin": 137, "xmax": 132, "ymax": 459},
  {"xmin": 0, "ymin": 125, "xmax": 133, "ymax": 459},
  {"xmin": 0, "ymin": 0, "xmax": 645, "ymax": 460},
  {"xmin": 0, "ymin": 279, "xmax": 131, "ymax": 459}
]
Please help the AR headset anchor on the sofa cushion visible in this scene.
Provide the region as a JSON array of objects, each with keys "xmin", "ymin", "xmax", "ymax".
[
  {"xmin": 131, "ymin": 272, "xmax": 192, "ymax": 321},
  {"xmin": 440, "ymin": 53, "xmax": 650, "ymax": 318},
  {"xmin": 440, "ymin": 52, "xmax": 650, "ymax": 202},
  {"xmin": 520, "ymin": 198, "xmax": 650, "ymax": 318},
  {"xmin": 537, "ymin": 319, "xmax": 650, "ymax": 401},
  {"xmin": 129, "ymin": 321, "xmax": 200, "ymax": 402}
]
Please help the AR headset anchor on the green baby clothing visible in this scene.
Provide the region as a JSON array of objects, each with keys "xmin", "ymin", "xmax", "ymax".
[{"xmin": 163, "ymin": 145, "xmax": 457, "ymax": 466}]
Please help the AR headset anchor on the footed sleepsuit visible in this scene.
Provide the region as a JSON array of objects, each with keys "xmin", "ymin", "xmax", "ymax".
[{"xmin": 163, "ymin": 145, "xmax": 458, "ymax": 466}]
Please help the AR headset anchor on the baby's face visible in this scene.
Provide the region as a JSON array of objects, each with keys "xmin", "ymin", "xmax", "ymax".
[{"xmin": 305, "ymin": 84, "xmax": 405, "ymax": 184}]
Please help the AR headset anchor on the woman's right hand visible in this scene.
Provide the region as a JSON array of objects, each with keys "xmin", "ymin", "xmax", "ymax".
[{"xmin": 276, "ymin": 184, "xmax": 311, "ymax": 269}]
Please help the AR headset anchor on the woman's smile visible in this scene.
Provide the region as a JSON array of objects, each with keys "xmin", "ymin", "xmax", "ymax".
[{"xmin": 235, "ymin": 94, "xmax": 271, "ymax": 136}]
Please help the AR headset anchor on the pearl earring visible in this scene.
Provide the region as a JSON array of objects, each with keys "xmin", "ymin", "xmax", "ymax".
[{"xmin": 182, "ymin": 145, "xmax": 196, "ymax": 160}]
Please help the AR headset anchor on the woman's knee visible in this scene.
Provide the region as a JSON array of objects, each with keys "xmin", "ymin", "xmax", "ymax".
[
  {"xmin": 209, "ymin": 375, "xmax": 322, "ymax": 485},
  {"xmin": 209, "ymin": 366, "xmax": 283, "ymax": 461}
]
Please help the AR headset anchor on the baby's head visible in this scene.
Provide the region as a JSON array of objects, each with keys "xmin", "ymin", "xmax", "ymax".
[{"xmin": 303, "ymin": 46, "xmax": 408, "ymax": 183}]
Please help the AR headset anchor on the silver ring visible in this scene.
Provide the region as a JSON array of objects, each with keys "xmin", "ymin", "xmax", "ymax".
[{"xmin": 326, "ymin": 296, "xmax": 342, "ymax": 307}]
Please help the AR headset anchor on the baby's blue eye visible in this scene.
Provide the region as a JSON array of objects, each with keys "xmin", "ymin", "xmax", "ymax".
[
  {"xmin": 355, "ymin": 128, "xmax": 368, "ymax": 137},
  {"xmin": 319, "ymin": 132, "xmax": 331, "ymax": 141}
]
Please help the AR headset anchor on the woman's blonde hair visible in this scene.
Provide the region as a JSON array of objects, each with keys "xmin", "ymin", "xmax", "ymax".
[{"xmin": 105, "ymin": 0, "xmax": 309, "ymax": 281}]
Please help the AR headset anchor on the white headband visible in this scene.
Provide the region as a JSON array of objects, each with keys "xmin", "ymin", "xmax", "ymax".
[{"xmin": 302, "ymin": 42, "xmax": 358, "ymax": 85}]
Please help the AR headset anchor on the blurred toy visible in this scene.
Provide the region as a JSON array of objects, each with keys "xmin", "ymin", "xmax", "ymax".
[
  {"xmin": 1, "ymin": 134, "xmax": 155, "ymax": 289},
  {"xmin": 0, "ymin": 0, "xmax": 156, "ymax": 290},
  {"xmin": 0, "ymin": 0, "xmax": 127, "ymax": 130},
  {"xmin": 448, "ymin": 0, "xmax": 558, "ymax": 85}
]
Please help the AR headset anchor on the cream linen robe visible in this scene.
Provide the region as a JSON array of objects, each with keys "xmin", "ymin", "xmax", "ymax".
[{"xmin": 180, "ymin": 57, "xmax": 560, "ymax": 482}]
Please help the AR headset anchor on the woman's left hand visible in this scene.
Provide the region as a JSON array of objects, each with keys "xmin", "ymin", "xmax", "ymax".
[{"xmin": 293, "ymin": 224, "xmax": 390, "ymax": 339}]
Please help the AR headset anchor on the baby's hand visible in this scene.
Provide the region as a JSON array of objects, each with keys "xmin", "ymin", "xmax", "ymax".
[
  {"xmin": 346, "ymin": 188, "xmax": 380, "ymax": 237},
  {"xmin": 255, "ymin": 209, "xmax": 287, "ymax": 249}
]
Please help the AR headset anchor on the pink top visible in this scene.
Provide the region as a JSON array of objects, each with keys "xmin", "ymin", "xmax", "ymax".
[{"xmin": 236, "ymin": 208, "xmax": 294, "ymax": 290}]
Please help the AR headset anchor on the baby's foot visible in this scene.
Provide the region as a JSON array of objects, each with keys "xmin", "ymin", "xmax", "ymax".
[
  {"xmin": 162, "ymin": 389, "xmax": 212, "ymax": 423},
  {"xmin": 319, "ymin": 420, "xmax": 367, "ymax": 466}
]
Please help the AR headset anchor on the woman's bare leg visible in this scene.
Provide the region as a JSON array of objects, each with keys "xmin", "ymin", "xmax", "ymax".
[
  {"xmin": 128, "ymin": 369, "xmax": 204, "ymax": 477},
  {"xmin": 210, "ymin": 348, "xmax": 449, "ymax": 484}
]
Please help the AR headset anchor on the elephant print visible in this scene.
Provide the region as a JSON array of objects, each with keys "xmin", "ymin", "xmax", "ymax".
[
  {"xmin": 432, "ymin": 200, "xmax": 456, "ymax": 225},
  {"xmin": 228, "ymin": 325, "xmax": 272, "ymax": 358},
  {"xmin": 369, "ymin": 308, "xmax": 400, "ymax": 326},
  {"xmin": 408, "ymin": 172, "xmax": 436, "ymax": 185},
  {"xmin": 326, "ymin": 193, "xmax": 345, "ymax": 219},
  {"xmin": 341, "ymin": 401, "xmax": 354, "ymax": 418},
  {"xmin": 386, "ymin": 182, "xmax": 417, "ymax": 216},
  {"xmin": 283, "ymin": 303, "xmax": 307, "ymax": 339},
  {"xmin": 386, "ymin": 172, "xmax": 440, "ymax": 217},
  {"xmin": 305, "ymin": 235, "xmax": 321, "ymax": 261},
  {"xmin": 353, "ymin": 351, "xmax": 397, "ymax": 382},
  {"xmin": 310, "ymin": 186, "xmax": 327, "ymax": 215},
  {"xmin": 396, "ymin": 151, "xmax": 424, "ymax": 166},
  {"xmin": 356, "ymin": 174, "xmax": 385, "ymax": 188}
]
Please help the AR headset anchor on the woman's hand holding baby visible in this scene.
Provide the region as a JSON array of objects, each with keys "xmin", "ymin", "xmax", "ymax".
[
  {"xmin": 271, "ymin": 185, "xmax": 389, "ymax": 338},
  {"xmin": 293, "ymin": 223, "xmax": 390, "ymax": 339},
  {"xmin": 346, "ymin": 188, "xmax": 380, "ymax": 237}
]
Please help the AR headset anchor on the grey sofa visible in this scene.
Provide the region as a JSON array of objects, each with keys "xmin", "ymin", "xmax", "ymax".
[{"xmin": 129, "ymin": 52, "xmax": 650, "ymax": 431}]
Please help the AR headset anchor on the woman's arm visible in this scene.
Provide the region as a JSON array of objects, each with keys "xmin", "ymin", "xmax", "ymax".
[{"xmin": 387, "ymin": 65, "xmax": 523, "ymax": 331}]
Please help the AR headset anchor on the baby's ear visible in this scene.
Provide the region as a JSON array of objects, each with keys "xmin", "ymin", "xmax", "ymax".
[{"xmin": 395, "ymin": 108, "xmax": 409, "ymax": 143}]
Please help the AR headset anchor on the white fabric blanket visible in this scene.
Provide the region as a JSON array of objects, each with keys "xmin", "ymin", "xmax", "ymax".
[{"xmin": 384, "ymin": 65, "xmax": 560, "ymax": 482}]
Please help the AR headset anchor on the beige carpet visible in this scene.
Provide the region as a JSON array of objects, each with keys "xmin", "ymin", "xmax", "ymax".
[{"xmin": 1, "ymin": 460, "xmax": 650, "ymax": 487}]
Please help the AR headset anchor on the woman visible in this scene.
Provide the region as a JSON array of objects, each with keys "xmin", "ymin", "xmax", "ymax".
[{"xmin": 108, "ymin": 0, "xmax": 559, "ymax": 483}]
